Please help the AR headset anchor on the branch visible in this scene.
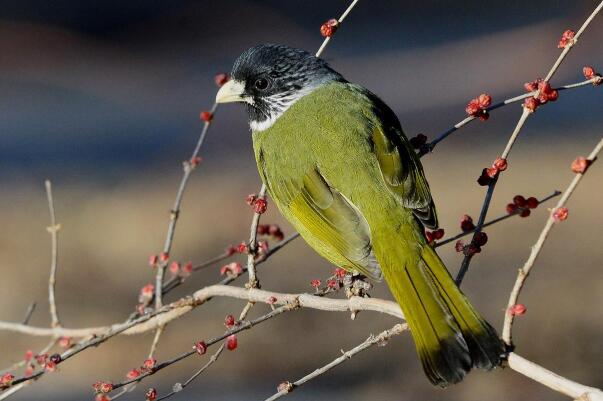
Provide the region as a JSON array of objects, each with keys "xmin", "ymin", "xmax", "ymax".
[
  {"xmin": 44, "ymin": 180, "xmax": 61, "ymax": 329},
  {"xmin": 507, "ymin": 353, "xmax": 603, "ymax": 401},
  {"xmin": 502, "ymin": 138, "xmax": 603, "ymax": 345},
  {"xmin": 263, "ymin": 323, "xmax": 407, "ymax": 400},
  {"xmin": 454, "ymin": 2, "xmax": 603, "ymax": 284}
]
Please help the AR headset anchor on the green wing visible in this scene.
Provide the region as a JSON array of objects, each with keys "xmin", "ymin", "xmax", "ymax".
[
  {"xmin": 256, "ymin": 151, "xmax": 381, "ymax": 280},
  {"xmin": 365, "ymin": 88, "xmax": 438, "ymax": 229}
]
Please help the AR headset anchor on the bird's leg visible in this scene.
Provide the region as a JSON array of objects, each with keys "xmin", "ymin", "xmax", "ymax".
[{"xmin": 342, "ymin": 273, "xmax": 372, "ymax": 320}]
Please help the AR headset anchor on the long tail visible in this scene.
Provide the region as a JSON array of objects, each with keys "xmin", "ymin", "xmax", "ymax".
[{"xmin": 376, "ymin": 239, "xmax": 504, "ymax": 386}]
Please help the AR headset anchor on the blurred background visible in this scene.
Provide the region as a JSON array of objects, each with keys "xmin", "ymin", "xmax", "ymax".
[{"xmin": 0, "ymin": 1, "xmax": 602, "ymax": 400}]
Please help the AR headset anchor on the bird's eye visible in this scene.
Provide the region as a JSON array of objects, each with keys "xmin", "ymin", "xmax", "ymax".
[{"xmin": 254, "ymin": 78, "xmax": 269, "ymax": 90}]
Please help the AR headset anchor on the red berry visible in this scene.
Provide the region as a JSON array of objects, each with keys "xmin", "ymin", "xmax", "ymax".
[
  {"xmin": 194, "ymin": 341, "xmax": 207, "ymax": 355},
  {"xmin": 557, "ymin": 29, "xmax": 575, "ymax": 49},
  {"xmin": 425, "ymin": 230, "xmax": 434, "ymax": 243},
  {"xmin": 140, "ymin": 284, "xmax": 154, "ymax": 298},
  {"xmin": 126, "ymin": 369, "xmax": 140, "ymax": 379},
  {"xmin": 159, "ymin": 252, "xmax": 169, "ymax": 262},
  {"xmin": 258, "ymin": 240, "xmax": 269, "ymax": 254},
  {"xmin": 320, "ymin": 19, "xmax": 340, "ymax": 37},
  {"xmin": 432, "ymin": 228, "xmax": 445, "ymax": 240},
  {"xmin": 526, "ymin": 197, "xmax": 539, "ymax": 209},
  {"xmin": 45, "ymin": 361, "xmax": 57, "ymax": 372},
  {"xmin": 58, "ymin": 336, "xmax": 71, "ymax": 348},
  {"xmin": 464, "ymin": 244, "xmax": 481, "ymax": 256},
  {"xmin": 524, "ymin": 79, "xmax": 541, "ymax": 92},
  {"xmin": 334, "ymin": 267, "xmax": 347, "ymax": 279},
  {"xmin": 454, "ymin": 240, "xmax": 465, "ymax": 253},
  {"xmin": 1, "ymin": 373, "xmax": 14, "ymax": 387},
  {"xmin": 148, "ymin": 254, "xmax": 158, "ymax": 267},
  {"xmin": 465, "ymin": 94, "xmax": 491, "ymax": 120},
  {"xmin": 220, "ymin": 262, "xmax": 243, "ymax": 277},
  {"xmin": 226, "ymin": 334, "xmax": 238, "ymax": 351},
  {"xmin": 253, "ymin": 198, "xmax": 268, "ymax": 214},
  {"xmin": 96, "ymin": 394, "xmax": 111, "ymax": 401},
  {"xmin": 583, "ymin": 66, "xmax": 602, "ymax": 85},
  {"xmin": 509, "ymin": 304, "xmax": 527, "ymax": 316},
  {"xmin": 552, "ymin": 207, "xmax": 569, "ymax": 222},
  {"xmin": 485, "ymin": 167, "xmax": 498, "ymax": 178},
  {"xmin": 492, "ymin": 157, "xmax": 507, "ymax": 171},
  {"xmin": 225, "ymin": 245, "xmax": 237, "ymax": 256},
  {"xmin": 520, "ymin": 208, "xmax": 531, "ymax": 218},
  {"xmin": 257, "ymin": 224, "xmax": 269, "ymax": 235},
  {"xmin": 571, "ymin": 156, "xmax": 591, "ymax": 174},
  {"xmin": 310, "ymin": 279, "xmax": 321, "ymax": 288},
  {"xmin": 143, "ymin": 358, "xmax": 156, "ymax": 370},
  {"xmin": 513, "ymin": 195, "xmax": 527, "ymax": 207},
  {"xmin": 224, "ymin": 315, "xmax": 235, "ymax": 327},
  {"xmin": 327, "ymin": 279, "xmax": 338, "ymax": 289},
  {"xmin": 190, "ymin": 156, "xmax": 202, "ymax": 167},
  {"xmin": 146, "ymin": 387, "xmax": 158, "ymax": 401},
  {"xmin": 506, "ymin": 203, "xmax": 518, "ymax": 214},
  {"xmin": 214, "ymin": 73, "xmax": 230, "ymax": 87},
  {"xmin": 523, "ymin": 97, "xmax": 540, "ymax": 112},
  {"xmin": 474, "ymin": 232, "xmax": 488, "ymax": 246},
  {"xmin": 35, "ymin": 353, "xmax": 48, "ymax": 365},
  {"xmin": 182, "ymin": 261, "xmax": 193, "ymax": 275},
  {"xmin": 245, "ymin": 194, "xmax": 257, "ymax": 205},
  {"xmin": 237, "ymin": 242, "xmax": 248, "ymax": 253},
  {"xmin": 169, "ymin": 261, "xmax": 180, "ymax": 275},
  {"xmin": 200, "ymin": 111, "xmax": 213, "ymax": 122},
  {"xmin": 460, "ymin": 215, "xmax": 475, "ymax": 232}
]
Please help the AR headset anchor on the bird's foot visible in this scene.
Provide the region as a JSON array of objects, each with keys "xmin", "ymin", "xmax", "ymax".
[{"xmin": 343, "ymin": 273, "xmax": 372, "ymax": 299}]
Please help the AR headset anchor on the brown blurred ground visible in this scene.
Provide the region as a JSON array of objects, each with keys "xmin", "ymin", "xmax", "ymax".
[{"xmin": 0, "ymin": 139, "xmax": 602, "ymax": 401}]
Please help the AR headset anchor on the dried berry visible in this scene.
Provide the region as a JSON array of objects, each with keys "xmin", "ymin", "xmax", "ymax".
[
  {"xmin": 526, "ymin": 197, "xmax": 539, "ymax": 209},
  {"xmin": 194, "ymin": 341, "xmax": 208, "ymax": 355},
  {"xmin": 552, "ymin": 207, "xmax": 569, "ymax": 222},
  {"xmin": 571, "ymin": 156, "xmax": 591, "ymax": 174}
]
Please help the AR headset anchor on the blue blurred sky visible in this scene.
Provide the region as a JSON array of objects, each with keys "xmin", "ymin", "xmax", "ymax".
[{"xmin": 0, "ymin": 0, "xmax": 601, "ymax": 181}]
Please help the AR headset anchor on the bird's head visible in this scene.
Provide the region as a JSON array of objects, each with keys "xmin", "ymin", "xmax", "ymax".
[{"xmin": 216, "ymin": 44, "xmax": 343, "ymax": 131}]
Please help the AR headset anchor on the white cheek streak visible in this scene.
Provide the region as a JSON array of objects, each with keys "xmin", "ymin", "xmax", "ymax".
[{"xmin": 249, "ymin": 85, "xmax": 318, "ymax": 132}]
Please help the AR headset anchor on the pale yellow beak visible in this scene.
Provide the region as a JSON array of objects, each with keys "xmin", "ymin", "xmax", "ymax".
[{"xmin": 215, "ymin": 79, "xmax": 247, "ymax": 104}]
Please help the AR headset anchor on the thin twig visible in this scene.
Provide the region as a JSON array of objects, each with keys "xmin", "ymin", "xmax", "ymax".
[
  {"xmin": 44, "ymin": 180, "xmax": 61, "ymax": 329},
  {"xmin": 422, "ymin": 78, "xmax": 600, "ymax": 155},
  {"xmin": 263, "ymin": 323, "xmax": 407, "ymax": 401},
  {"xmin": 502, "ymin": 138, "xmax": 602, "ymax": 345},
  {"xmin": 21, "ymin": 302, "xmax": 37, "ymax": 325},
  {"xmin": 435, "ymin": 190, "xmax": 561, "ymax": 248},
  {"xmin": 453, "ymin": 3, "xmax": 602, "ymax": 285}
]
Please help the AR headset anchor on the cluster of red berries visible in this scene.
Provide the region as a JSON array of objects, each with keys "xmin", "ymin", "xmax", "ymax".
[
  {"xmin": 583, "ymin": 66, "xmax": 602, "ymax": 85},
  {"xmin": 92, "ymin": 381, "xmax": 114, "ymax": 393},
  {"xmin": 309, "ymin": 267, "xmax": 348, "ymax": 291},
  {"xmin": 557, "ymin": 29, "xmax": 575, "ymax": 49},
  {"xmin": 465, "ymin": 94, "xmax": 492, "ymax": 121},
  {"xmin": 320, "ymin": 19, "xmax": 340, "ymax": 37},
  {"xmin": 246, "ymin": 194, "xmax": 268, "ymax": 214},
  {"xmin": 477, "ymin": 157, "xmax": 508, "ymax": 186},
  {"xmin": 220, "ymin": 262, "xmax": 243, "ymax": 277},
  {"xmin": 523, "ymin": 79, "xmax": 559, "ymax": 112},
  {"xmin": 124, "ymin": 358, "xmax": 157, "ymax": 382},
  {"xmin": 455, "ymin": 215, "xmax": 488, "ymax": 256},
  {"xmin": 257, "ymin": 224, "xmax": 284, "ymax": 241},
  {"xmin": 506, "ymin": 195, "xmax": 539, "ymax": 217},
  {"xmin": 424, "ymin": 228, "xmax": 444, "ymax": 244}
]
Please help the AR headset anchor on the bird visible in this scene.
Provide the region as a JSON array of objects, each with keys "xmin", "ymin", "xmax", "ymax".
[{"xmin": 216, "ymin": 43, "xmax": 504, "ymax": 386}]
